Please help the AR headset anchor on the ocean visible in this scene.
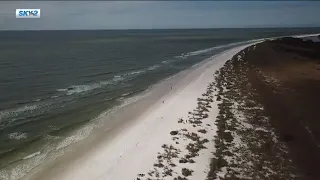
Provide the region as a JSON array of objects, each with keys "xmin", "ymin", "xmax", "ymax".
[{"xmin": 0, "ymin": 28, "xmax": 319, "ymax": 179}]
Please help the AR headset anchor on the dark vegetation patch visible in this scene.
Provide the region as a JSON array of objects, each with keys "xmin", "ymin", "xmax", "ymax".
[
  {"xmin": 170, "ymin": 130, "xmax": 179, "ymax": 136},
  {"xmin": 198, "ymin": 129, "xmax": 207, "ymax": 134},
  {"xmin": 138, "ymin": 173, "xmax": 145, "ymax": 177},
  {"xmin": 181, "ymin": 168, "xmax": 193, "ymax": 177},
  {"xmin": 178, "ymin": 118, "xmax": 184, "ymax": 123},
  {"xmin": 179, "ymin": 158, "xmax": 188, "ymax": 164},
  {"xmin": 174, "ymin": 176, "xmax": 188, "ymax": 180}
]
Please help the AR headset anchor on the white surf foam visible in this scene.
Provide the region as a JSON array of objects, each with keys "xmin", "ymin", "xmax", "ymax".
[
  {"xmin": 56, "ymin": 124, "xmax": 96, "ymax": 150},
  {"xmin": 57, "ymin": 72, "xmax": 137, "ymax": 96},
  {"xmin": 121, "ymin": 92, "xmax": 134, "ymax": 97},
  {"xmin": 32, "ymin": 99, "xmax": 42, "ymax": 102},
  {"xmin": 175, "ymin": 34, "xmax": 319, "ymax": 59},
  {"xmin": 176, "ymin": 41, "xmax": 252, "ymax": 59},
  {"xmin": 55, "ymin": 89, "xmax": 149, "ymax": 152},
  {"xmin": 23, "ymin": 151, "xmax": 41, "ymax": 160},
  {"xmin": 301, "ymin": 35, "xmax": 320, "ymax": 42},
  {"xmin": 3, "ymin": 150, "xmax": 50, "ymax": 180},
  {"xmin": 8, "ymin": 132, "xmax": 28, "ymax": 140},
  {"xmin": 125, "ymin": 70, "xmax": 145, "ymax": 76},
  {"xmin": 147, "ymin": 64, "xmax": 161, "ymax": 71},
  {"xmin": 65, "ymin": 82, "xmax": 111, "ymax": 95},
  {"xmin": 59, "ymin": 78, "xmax": 120, "ymax": 96},
  {"xmin": 0, "ymin": 105, "xmax": 38, "ymax": 122},
  {"xmin": 293, "ymin": 33, "xmax": 320, "ymax": 38},
  {"xmin": 57, "ymin": 88, "xmax": 68, "ymax": 92},
  {"xmin": 56, "ymin": 64, "xmax": 163, "ymax": 96},
  {"xmin": 161, "ymin": 60, "xmax": 171, "ymax": 64}
]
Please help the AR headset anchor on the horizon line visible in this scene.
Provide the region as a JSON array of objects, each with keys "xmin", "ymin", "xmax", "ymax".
[{"xmin": 1, "ymin": 26, "xmax": 320, "ymax": 31}]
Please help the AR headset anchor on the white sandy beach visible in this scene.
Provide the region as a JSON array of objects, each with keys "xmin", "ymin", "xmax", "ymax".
[{"xmin": 23, "ymin": 42, "xmax": 260, "ymax": 180}]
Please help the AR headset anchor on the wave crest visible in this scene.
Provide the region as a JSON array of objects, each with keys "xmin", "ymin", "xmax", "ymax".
[
  {"xmin": 176, "ymin": 41, "xmax": 258, "ymax": 59},
  {"xmin": 0, "ymin": 105, "xmax": 39, "ymax": 123},
  {"xmin": 56, "ymin": 64, "xmax": 162, "ymax": 96},
  {"xmin": 8, "ymin": 132, "xmax": 28, "ymax": 140}
]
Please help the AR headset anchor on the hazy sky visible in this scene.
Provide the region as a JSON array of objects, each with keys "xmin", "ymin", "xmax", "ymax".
[{"xmin": 0, "ymin": 1, "xmax": 319, "ymax": 30}]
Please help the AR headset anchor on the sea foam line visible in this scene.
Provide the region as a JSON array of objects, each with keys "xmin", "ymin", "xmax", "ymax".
[
  {"xmin": 176, "ymin": 38, "xmax": 271, "ymax": 59},
  {"xmin": 23, "ymin": 151, "xmax": 41, "ymax": 160},
  {"xmin": 176, "ymin": 41, "xmax": 246, "ymax": 59},
  {"xmin": 8, "ymin": 132, "xmax": 28, "ymax": 140},
  {"xmin": 57, "ymin": 64, "xmax": 162, "ymax": 96}
]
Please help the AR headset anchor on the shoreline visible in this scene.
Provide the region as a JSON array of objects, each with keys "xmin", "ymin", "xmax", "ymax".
[
  {"xmin": 5, "ymin": 33, "xmax": 318, "ymax": 180},
  {"xmin": 24, "ymin": 43, "xmax": 259, "ymax": 180}
]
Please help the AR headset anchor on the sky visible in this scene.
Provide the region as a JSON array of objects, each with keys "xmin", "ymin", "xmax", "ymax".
[{"xmin": 0, "ymin": 1, "xmax": 319, "ymax": 30}]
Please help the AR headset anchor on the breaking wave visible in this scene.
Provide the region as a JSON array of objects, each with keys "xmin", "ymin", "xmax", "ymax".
[
  {"xmin": 0, "ymin": 105, "xmax": 39, "ymax": 123},
  {"xmin": 301, "ymin": 35, "xmax": 320, "ymax": 42},
  {"xmin": 0, "ymin": 64, "xmax": 163, "ymax": 126},
  {"xmin": 23, "ymin": 151, "xmax": 41, "ymax": 160},
  {"xmin": 176, "ymin": 40, "xmax": 262, "ymax": 59},
  {"xmin": 147, "ymin": 64, "xmax": 161, "ymax": 71},
  {"xmin": 8, "ymin": 132, "xmax": 28, "ymax": 140},
  {"xmin": 56, "ymin": 64, "xmax": 162, "ymax": 96},
  {"xmin": 57, "ymin": 80, "xmax": 115, "ymax": 95}
]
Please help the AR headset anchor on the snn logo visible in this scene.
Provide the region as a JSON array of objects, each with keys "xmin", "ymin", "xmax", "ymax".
[{"xmin": 16, "ymin": 9, "xmax": 40, "ymax": 18}]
